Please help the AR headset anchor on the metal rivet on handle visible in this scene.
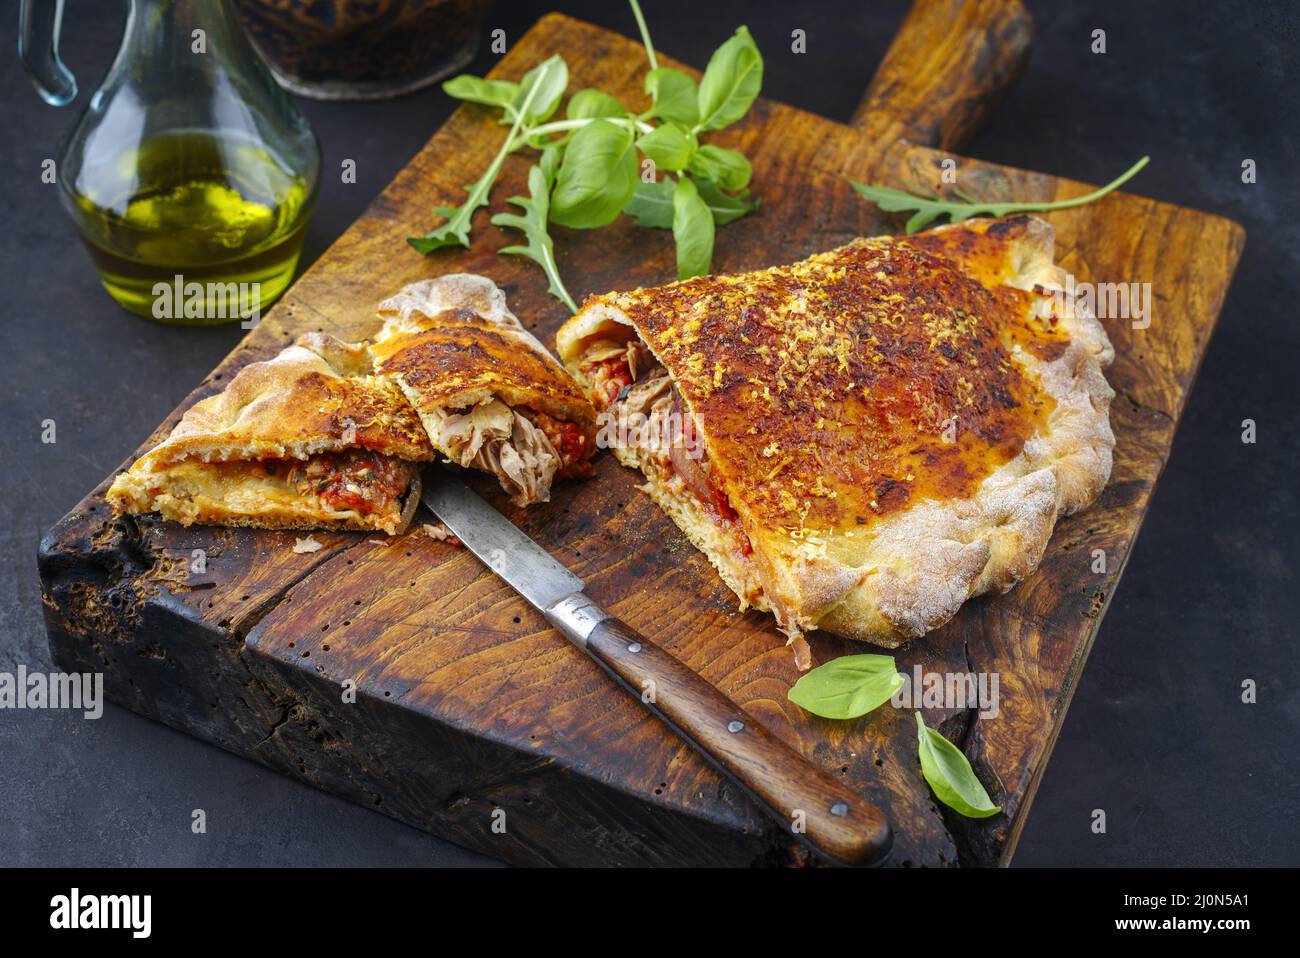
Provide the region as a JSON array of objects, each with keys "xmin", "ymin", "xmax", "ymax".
[
  {"xmin": 727, "ymin": 720, "xmax": 745, "ymax": 733},
  {"xmin": 627, "ymin": 642, "xmax": 642, "ymax": 653},
  {"xmin": 830, "ymin": 802, "xmax": 849, "ymax": 817}
]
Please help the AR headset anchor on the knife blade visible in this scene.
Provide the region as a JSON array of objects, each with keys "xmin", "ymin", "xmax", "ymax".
[{"xmin": 422, "ymin": 471, "xmax": 893, "ymax": 867}]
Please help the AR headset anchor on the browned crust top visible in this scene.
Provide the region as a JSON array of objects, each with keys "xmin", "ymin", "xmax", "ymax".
[
  {"xmin": 596, "ymin": 224, "xmax": 1067, "ymax": 536},
  {"xmin": 148, "ymin": 334, "xmax": 435, "ymax": 464},
  {"xmin": 371, "ymin": 309, "xmax": 597, "ymax": 433}
]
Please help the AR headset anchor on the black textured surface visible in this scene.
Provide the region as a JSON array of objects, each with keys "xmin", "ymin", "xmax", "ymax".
[{"xmin": 1, "ymin": 0, "xmax": 1296, "ymax": 867}]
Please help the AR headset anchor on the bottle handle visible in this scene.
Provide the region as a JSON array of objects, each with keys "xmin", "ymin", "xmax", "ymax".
[{"xmin": 19, "ymin": 0, "xmax": 78, "ymax": 106}]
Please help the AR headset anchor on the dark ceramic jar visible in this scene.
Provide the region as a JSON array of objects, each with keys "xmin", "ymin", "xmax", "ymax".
[{"xmin": 233, "ymin": 0, "xmax": 493, "ymax": 101}]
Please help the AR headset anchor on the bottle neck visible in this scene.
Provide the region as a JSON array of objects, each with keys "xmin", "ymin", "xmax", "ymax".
[{"xmin": 118, "ymin": 0, "xmax": 250, "ymax": 66}]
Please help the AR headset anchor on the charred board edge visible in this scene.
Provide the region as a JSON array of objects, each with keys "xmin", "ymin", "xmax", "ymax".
[{"xmin": 38, "ymin": 504, "xmax": 813, "ymax": 867}]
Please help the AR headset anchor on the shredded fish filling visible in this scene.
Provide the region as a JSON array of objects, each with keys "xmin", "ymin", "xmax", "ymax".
[{"xmin": 433, "ymin": 398, "xmax": 580, "ymax": 506}]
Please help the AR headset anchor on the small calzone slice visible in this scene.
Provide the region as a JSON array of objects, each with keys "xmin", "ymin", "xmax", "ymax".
[
  {"xmin": 368, "ymin": 275, "xmax": 597, "ymax": 507},
  {"xmin": 107, "ymin": 333, "xmax": 432, "ymax": 534}
]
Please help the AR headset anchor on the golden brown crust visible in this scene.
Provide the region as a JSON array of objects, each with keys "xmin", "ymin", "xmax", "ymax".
[
  {"xmin": 370, "ymin": 276, "xmax": 597, "ymax": 450},
  {"xmin": 109, "ymin": 274, "xmax": 598, "ymax": 531},
  {"xmin": 134, "ymin": 332, "xmax": 434, "ymax": 466},
  {"xmin": 559, "ymin": 215, "xmax": 1115, "ymax": 649}
]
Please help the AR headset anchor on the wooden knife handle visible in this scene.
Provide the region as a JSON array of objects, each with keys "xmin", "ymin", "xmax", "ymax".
[
  {"xmin": 851, "ymin": 0, "xmax": 1033, "ymax": 152},
  {"xmin": 584, "ymin": 616, "xmax": 893, "ymax": 867}
]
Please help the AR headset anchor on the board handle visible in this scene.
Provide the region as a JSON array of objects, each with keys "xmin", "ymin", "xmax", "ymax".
[
  {"xmin": 583, "ymin": 616, "xmax": 893, "ymax": 867},
  {"xmin": 851, "ymin": 0, "xmax": 1033, "ymax": 152}
]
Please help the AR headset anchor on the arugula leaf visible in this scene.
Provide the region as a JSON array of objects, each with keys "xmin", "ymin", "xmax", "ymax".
[
  {"xmin": 512, "ymin": 54, "xmax": 568, "ymax": 122},
  {"xmin": 637, "ymin": 124, "xmax": 695, "ymax": 172},
  {"xmin": 444, "ymin": 75, "xmax": 520, "ymax": 108},
  {"xmin": 915, "ymin": 712, "xmax": 1001, "ymax": 819},
  {"xmin": 696, "ymin": 25, "xmax": 763, "ymax": 132},
  {"xmin": 695, "ymin": 177, "xmax": 759, "ymax": 224},
  {"xmin": 672, "ymin": 176, "xmax": 714, "ymax": 279},
  {"xmin": 566, "ymin": 88, "xmax": 626, "ymax": 120},
  {"xmin": 787, "ymin": 654, "xmax": 904, "ymax": 720},
  {"xmin": 408, "ymin": 59, "xmax": 560, "ymax": 254},
  {"xmin": 849, "ymin": 155, "xmax": 1150, "ymax": 233},
  {"xmin": 551, "ymin": 118, "xmax": 639, "ymax": 229},
  {"xmin": 687, "ymin": 144, "xmax": 751, "ymax": 191},
  {"xmin": 625, "ymin": 176, "xmax": 758, "ymax": 228},
  {"xmin": 645, "ymin": 67, "xmax": 699, "ymax": 127},
  {"xmin": 491, "ymin": 149, "xmax": 578, "ymax": 314}
]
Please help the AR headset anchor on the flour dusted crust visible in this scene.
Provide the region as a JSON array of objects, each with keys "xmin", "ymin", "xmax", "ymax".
[
  {"xmin": 122, "ymin": 332, "xmax": 434, "ymax": 467},
  {"xmin": 558, "ymin": 215, "xmax": 1114, "ymax": 650}
]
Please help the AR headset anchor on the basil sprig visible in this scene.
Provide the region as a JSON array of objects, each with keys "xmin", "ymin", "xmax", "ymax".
[
  {"xmin": 410, "ymin": 0, "xmax": 764, "ymax": 305},
  {"xmin": 787, "ymin": 653, "xmax": 904, "ymax": 720},
  {"xmin": 915, "ymin": 712, "xmax": 1001, "ymax": 819}
]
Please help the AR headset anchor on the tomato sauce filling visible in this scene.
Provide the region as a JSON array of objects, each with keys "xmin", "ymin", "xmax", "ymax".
[
  {"xmin": 587, "ymin": 350, "xmax": 753, "ymax": 558},
  {"xmin": 266, "ymin": 449, "xmax": 414, "ymax": 517},
  {"xmin": 518, "ymin": 406, "xmax": 593, "ymax": 477}
]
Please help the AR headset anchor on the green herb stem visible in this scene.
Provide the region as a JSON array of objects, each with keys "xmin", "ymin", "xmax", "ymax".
[
  {"xmin": 629, "ymin": 0, "xmax": 658, "ymax": 71},
  {"xmin": 849, "ymin": 155, "xmax": 1151, "ymax": 233},
  {"xmin": 470, "ymin": 83, "xmax": 543, "ymax": 205},
  {"xmin": 511, "ymin": 116, "xmax": 655, "ymax": 148},
  {"xmin": 408, "ymin": 64, "xmax": 555, "ymax": 253},
  {"xmin": 993, "ymin": 154, "xmax": 1150, "ymax": 213}
]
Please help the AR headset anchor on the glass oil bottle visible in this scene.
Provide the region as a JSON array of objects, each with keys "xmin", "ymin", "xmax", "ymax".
[{"xmin": 20, "ymin": 0, "xmax": 320, "ymax": 324}]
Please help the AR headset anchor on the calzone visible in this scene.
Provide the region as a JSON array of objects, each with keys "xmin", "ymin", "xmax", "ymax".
[{"xmin": 557, "ymin": 216, "xmax": 1115, "ymax": 663}]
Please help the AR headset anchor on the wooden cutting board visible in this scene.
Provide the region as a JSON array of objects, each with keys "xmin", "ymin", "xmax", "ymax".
[{"xmin": 39, "ymin": 5, "xmax": 1243, "ymax": 866}]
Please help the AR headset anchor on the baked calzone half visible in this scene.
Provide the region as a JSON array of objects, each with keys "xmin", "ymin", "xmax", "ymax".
[
  {"xmin": 557, "ymin": 216, "xmax": 1115, "ymax": 663},
  {"xmin": 109, "ymin": 275, "xmax": 598, "ymax": 532}
]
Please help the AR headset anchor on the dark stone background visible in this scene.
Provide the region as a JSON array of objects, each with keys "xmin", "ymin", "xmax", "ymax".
[{"xmin": 1, "ymin": 0, "xmax": 1295, "ymax": 867}]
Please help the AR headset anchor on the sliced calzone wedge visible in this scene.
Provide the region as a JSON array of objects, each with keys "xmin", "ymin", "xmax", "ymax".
[
  {"xmin": 108, "ymin": 333, "xmax": 432, "ymax": 534},
  {"xmin": 369, "ymin": 275, "xmax": 597, "ymax": 507},
  {"xmin": 557, "ymin": 215, "xmax": 1114, "ymax": 662}
]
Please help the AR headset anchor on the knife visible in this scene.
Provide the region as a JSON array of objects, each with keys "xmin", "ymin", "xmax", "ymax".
[{"xmin": 423, "ymin": 473, "xmax": 893, "ymax": 867}]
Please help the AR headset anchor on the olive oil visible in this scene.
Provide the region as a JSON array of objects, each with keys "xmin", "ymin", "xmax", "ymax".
[{"xmin": 65, "ymin": 129, "xmax": 315, "ymax": 323}]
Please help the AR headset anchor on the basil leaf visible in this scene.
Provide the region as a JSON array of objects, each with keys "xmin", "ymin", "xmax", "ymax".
[
  {"xmin": 637, "ymin": 124, "xmax": 695, "ymax": 172},
  {"xmin": 443, "ymin": 75, "xmax": 520, "ymax": 108},
  {"xmin": 787, "ymin": 654, "xmax": 904, "ymax": 719},
  {"xmin": 645, "ymin": 67, "xmax": 699, "ymax": 127},
  {"xmin": 623, "ymin": 177, "xmax": 675, "ymax": 228},
  {"xmin": 695, "ymin": 177, "xmax": 759, "ymax": 225},
  {"xmin": 696, "ymin": 26, "xmax": 763, "ymax": 132},
  {"xmin": 915, "ymin": 712, "xmax": 1001, "ymax": 819},
  {"xmin": 551, "ymin": 119, "xmax": 639, "ymax": 229},
  {"xmin": 512, "ymin": 54, "xmax": 568, "ymax": 122},
  {"xmin": 627, "ymin": 176, "xmax": 758, "ymax": 229},
  {"xmin": 672, "ymin": 176, "xmax": 714, "ymax": 279},
  {"xmin": 567, "ymin": 88, "xmax": 626, "ymax": 120},
  {"xmin": 687, "ymin": 144, "xmax": 752, "ymax": 191}
]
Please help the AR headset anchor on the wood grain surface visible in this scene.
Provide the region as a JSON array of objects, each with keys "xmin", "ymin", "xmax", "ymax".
[
  {"xmin": 38, "ymin": 12, "xmax": 1244, "ymax": 866},
  {"xmin": 851, "ymin": 0, "xmax": 1033, "ymax": 150}
]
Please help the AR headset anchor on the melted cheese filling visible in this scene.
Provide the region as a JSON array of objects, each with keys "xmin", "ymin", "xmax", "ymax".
[{"xmin": 139, "ymin": 452, "xmax": 415, "ymax": 530}]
